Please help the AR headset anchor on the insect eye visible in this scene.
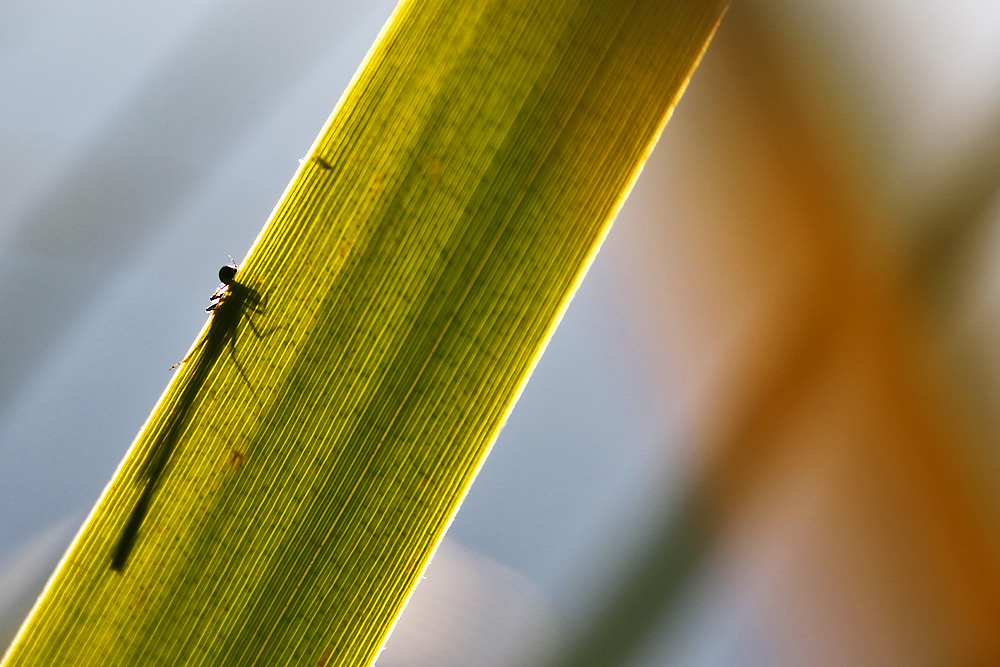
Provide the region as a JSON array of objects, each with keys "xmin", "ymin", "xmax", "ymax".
[{"xmin": 219, "ymin": 264, "xmax": 237, "ymax": 285}]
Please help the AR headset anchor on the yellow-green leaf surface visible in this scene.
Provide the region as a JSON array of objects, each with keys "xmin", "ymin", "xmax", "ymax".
[{"xmin": 3, "ymin": 1, "xmax": 725, "ymax": 665}]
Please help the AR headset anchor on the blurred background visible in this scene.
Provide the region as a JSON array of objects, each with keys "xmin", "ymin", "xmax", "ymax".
[{"xmin": 4, "ymin": 0, "xmax": 1000, "ymax": 664}]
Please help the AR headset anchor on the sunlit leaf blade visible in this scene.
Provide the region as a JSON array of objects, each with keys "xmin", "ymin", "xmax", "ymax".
[{"xmin": 2, "ymin": 0, "xmax": 726, "ymax": 665}]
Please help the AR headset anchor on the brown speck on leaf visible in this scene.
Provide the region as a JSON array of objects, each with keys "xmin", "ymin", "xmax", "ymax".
[
  {"xmin": 368, "ymin": 173, "xmax": 384, "ymax": 195},
  {"xmin": 228, "ymin": 449, "xmax": 245, "ymax": 469},
  {"xmin": 314, "ymin": 646, "xmax": 335, "ymax": 667},
  {"xmin": 428, "ymin": 156, "xmax": 442, "ymax": 188}
]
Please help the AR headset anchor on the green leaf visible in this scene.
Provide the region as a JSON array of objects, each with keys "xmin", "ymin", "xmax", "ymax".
[{"xmin": 2, "ymin": 0, "xmax": 726, "ymax": 665}]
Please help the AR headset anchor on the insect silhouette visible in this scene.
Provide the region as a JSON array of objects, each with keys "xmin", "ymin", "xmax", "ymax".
[
  {"xmin": 207, "ymin": 261, "xmax": 238, "ymax": 311},
  {"xmin": 111, "ymin": 261, "xmax": 261, "ymax": 571}
]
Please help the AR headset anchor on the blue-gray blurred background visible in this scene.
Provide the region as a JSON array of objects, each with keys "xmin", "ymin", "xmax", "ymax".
[{"xmin": 6, "ymin": 1, "xmax": 1000, "ymax": 665}]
